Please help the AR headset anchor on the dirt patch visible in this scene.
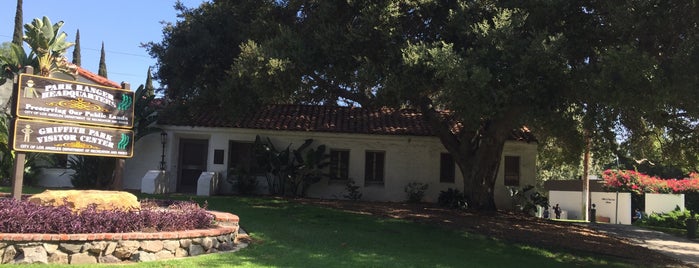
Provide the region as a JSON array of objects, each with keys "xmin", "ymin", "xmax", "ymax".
[{"xmin": 291, "ymin": 198, "xmax": 689, "ymax": 267}]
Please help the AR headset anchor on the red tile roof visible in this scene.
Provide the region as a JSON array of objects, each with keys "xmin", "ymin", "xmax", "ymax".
[
  {"xmin": 159, "ymin": 104, "xmax": 536, "ymax": 141},
  {"xmin": 77, "ymin": 67, "xmax": 121, "ymax": 88}
]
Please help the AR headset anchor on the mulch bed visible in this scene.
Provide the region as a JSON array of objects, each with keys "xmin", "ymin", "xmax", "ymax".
[{"xmin": 290, "ymin": 198, "xmax": 689, "ymax": 267}]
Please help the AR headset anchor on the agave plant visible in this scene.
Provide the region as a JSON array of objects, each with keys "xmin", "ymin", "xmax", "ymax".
[{"xmin": 22, "ymin": 16, "xmax": 75, "ymax": 77}]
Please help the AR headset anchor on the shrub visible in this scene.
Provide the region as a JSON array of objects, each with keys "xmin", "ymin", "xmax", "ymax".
[
  {"xmin": 227, "ymin": 166, "xmax": 259, "ymax": 195},
  {"xmin": 68, "ymin": 156, "xmax": 115, "ymax": 189},
  {"xmin": 602, "ymin": 169, "xmax": 699, "ymax": 194},
  {"xmin": 509, "ymin": 185, "xmax": 548, "ymax": 215},
  {"xmin": 0, "ymin": 198, "xmax": 214, "ymax": 234},
  {"xmin": 343, "ymin": 178, "xmax": 362, "ymax": 201},
  {"xmin": 639, "ymin": 207, "xmax": 697, "ymax": 229},
  {"xmin": 404, "ymin": 182, "xmax": 429, "ymax": 203},
  {"xmin": 438, "ymin": 188, "xmax": 468, "ymax": 210}
]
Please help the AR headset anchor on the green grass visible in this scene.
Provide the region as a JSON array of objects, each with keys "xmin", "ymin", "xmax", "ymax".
[
  {"xmin": 3, "ymin": 189, "xmax": 634, "ymax": 267},
  {"xmin": 0, "ymin": 185, "xmax": 48, "ymax": 195}
]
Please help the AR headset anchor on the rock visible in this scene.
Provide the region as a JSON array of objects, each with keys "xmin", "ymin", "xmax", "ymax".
[
  {"xmin": 174, "ymin": 248, "xmax": 188, "ymax": 258},
  {"xmin": 103, "ymin": 242, "xmax": 117, "ymax": 256},
  {"xmin": 163, "ymin": 240, "xmax": 179, "ymax": 252},
  {"xmin": 69, "ymin": 253, "xmax": 97, "ymax": 264},
  {"xmin": 198, "ymin": 237, "xmax": 214, "ymax": 250},
  {"xmin": 99, "ymin": 255, "xmax": 122, "ymax": 263},
  {"xmin": 58, "ymin": 243, "xmax": 84, "ymax": 254},
  {"xmin": 28, "ymin": 190, "xmax": 140, "ymax": 212},
  {"xmin": 189, "ymin": 244, "xmax": 205, "ymax": 256},
  {"xmin": 16, "ymin": 245, "xmax": 48, "ymax": 264},
  {"xmin": 112, "ymin": 241, "xmax": 140, "ymax": 259},
  {"xmin": 43, "ymin": 243, "xmax": 59, "ymax": 254},
  {"xmin": 85, "ymin": 241, "xmax": 106, "ymax": 255},
  {"xmin": 140, "ymin": 240, "xmax": 164, "ymax": 253},
  {"xmin": 2, "ymin": 245, "xmax": 17, "ymax": 264},
  {"xmin": 179, "ymin": 239, "xmax": 192, "ymax": 248},
  {"xmin": 48, "ymin": 252, "xmax": 69, "ymax": 264},
  {"xmin": 155, "ymin": 250, "xmax": 175, "ymax": 260},
  {"xmin": 131, "ymin": 251, "xmax": 157, "ymax": 262}
]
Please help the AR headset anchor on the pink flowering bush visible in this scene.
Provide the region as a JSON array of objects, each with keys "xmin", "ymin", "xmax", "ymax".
[{"xmin": 602, "ymin": 169, "xmax": 699, "ymax": 194}]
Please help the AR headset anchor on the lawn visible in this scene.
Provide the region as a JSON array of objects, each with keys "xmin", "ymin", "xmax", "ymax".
[{"xmin": 1, "ymin": 187, "xmax": 633, "ymax": 267}]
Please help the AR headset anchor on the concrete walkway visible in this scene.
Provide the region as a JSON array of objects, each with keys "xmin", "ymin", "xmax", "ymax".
[{"xmin": 587, "ymin": 223, "xmax": 699, "ymax": 267}]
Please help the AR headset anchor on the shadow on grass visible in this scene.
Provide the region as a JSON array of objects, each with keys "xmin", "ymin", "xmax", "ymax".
[
  {"xmin": 0, "ymin": 190, "xmax": 634, "ymax": 267},
  {"xmin": 147, "ymin": 195, "xmax": 633, "ymax": 268}
]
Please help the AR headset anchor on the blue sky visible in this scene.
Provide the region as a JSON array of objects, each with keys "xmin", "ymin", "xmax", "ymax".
[{"xmin": 0, "ymin": 0, "xmax": 207, "ymax": 89}]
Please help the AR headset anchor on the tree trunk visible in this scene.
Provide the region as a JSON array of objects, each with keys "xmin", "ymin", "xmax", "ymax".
[
  {"xmin": 457, "ymin": 135, "xmax": 507, "ymax": 211},
  {"xmin": 420, "ymin": 101, "xmax": 519, "ymax": 211}
]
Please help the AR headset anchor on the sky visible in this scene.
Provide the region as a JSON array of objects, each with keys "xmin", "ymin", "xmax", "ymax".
[{"xmin": 0, "ymin": 0, "xmax": 208, "ymax": 89}]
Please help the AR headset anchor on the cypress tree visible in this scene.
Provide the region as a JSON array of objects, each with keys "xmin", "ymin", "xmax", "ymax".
[
  {"xmin": 145, "ymin": 67, "xmax": 154, "ymax": 97},
  {"xmin": 72, "ymin": 29, "xmax": 81, "ymax": 66},
  {"xmin": 12, "ymin": 0, "xmax": 23, "ymax": 46},
  {"xmin": 98, "ymin": 42, "xmax": 107, "ymax": 78}
]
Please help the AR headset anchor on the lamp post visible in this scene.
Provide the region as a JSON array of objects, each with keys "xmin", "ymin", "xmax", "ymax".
[{"xmin": 159, "ymin": 131, "xmax": 167, "ymax": 171}]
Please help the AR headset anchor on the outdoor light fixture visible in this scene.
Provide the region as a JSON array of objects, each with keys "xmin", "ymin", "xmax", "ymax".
[{"xmin": 159, "ymin": 131, "xmax": 167, "ymax": 171}]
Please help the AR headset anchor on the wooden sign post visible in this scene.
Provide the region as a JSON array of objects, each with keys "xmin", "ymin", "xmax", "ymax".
[{"xmin": 11, "ymin": 67, "xmax": 32, "ymax": 200}]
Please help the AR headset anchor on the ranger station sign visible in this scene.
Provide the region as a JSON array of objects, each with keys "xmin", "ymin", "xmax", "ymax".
[
  {"xmin": 12, "ymin": 118, "xmax": 133, "ymax": 157},
  {"xmin": 16, "ymin": 74, "xmax": 134, "ymax": 128}
]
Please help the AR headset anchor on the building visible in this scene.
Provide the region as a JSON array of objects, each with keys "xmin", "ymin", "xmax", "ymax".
[{"xmin": 124, "ymin": 104, "xmax": 538, "ymax": 209}]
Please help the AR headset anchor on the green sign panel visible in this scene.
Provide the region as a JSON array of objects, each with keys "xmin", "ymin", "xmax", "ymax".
[
  {"xmin": 16, "ymin": 74, "xmax": 134, "ymax": 128},
  {"xmin": 12, "ymin": 118, "xmax": 134, "ymax": 158}
]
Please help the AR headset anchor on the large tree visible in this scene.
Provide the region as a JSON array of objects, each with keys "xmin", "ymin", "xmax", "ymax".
[{"xmin": 148, "ymin": 0, "xmax": 699, "ymax": 210}]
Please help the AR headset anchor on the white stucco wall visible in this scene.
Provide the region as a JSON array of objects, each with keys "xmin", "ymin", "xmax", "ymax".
[
  {"xmin": 123, "ymin": 133, "xmax": 166, "ymax": 190},
  {"xmin": 124, "ymin": 126, "xmax": 537, "ymax": 207},
  {"xmin": 549, "ymin": 190, "xmax": 632, "ymax": 224},
  {"xmin": 35, "ymin": 168, "xmax": 74, "ymax": 188},
  {"xmin": 645, "ymin": 193, "xmax": 685, "ymax": 215},
  {"xmin": 496, "ymin": 141, "xmax": 539, "ymax": 209}
]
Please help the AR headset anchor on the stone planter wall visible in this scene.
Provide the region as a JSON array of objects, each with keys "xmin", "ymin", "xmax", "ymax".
[{"xmin": 0, "ymin": 211, "xmax": 239, "ymax": 264}]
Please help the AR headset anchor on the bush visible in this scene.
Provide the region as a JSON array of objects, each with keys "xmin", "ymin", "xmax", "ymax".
[
  {"xmin": 638, "ymin": 207, "xmax": 697, "ymax": 229},
  {"xmin": 343, "ymin": 178, "xmax": 362, "ymax": 201},
  {"xmin": 438, "ymin": 188, "xmax": 468, "ymax": 210},
  {"xmin": 68, "ymin": 156, "xmax": 115, "ymax": 189},
  {"xmin": 404, "ymin": 182, "xmax": 428, "ymax": 203},
  {"xmin": 0, "ymin": 198, "xmax": 214, "ymax": 233},
  {"xmin": 227, "ymin": 167, "xmax": 259, "ymax": 195}
]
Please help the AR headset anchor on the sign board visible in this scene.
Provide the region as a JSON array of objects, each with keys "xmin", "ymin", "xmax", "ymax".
[
  {"xmin": 15, "ymin": 74, "xmax": 134, "ymax": 128},
  {"xmin": 12, "ymin": 118, "xmax": 134, "ymax": 158}
]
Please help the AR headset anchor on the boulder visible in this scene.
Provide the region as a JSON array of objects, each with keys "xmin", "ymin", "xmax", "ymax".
[{"xmin": 28, "ymin": 190, "xmax": 140, "ymax": 212}]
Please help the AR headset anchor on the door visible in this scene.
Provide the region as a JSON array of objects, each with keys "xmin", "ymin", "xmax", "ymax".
[{"xmin": 178, "ymin": 139, "xmax": 208, "ymax": 193}]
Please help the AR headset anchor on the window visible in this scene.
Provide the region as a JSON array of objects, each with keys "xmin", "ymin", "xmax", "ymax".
[
  {"xmin": 228, "ymin": 141, "xmax": 260, "ymax": 174},
  {"xmin": 329, "ymin": 150, "xmax": 350, "ymax": 180},
  {"xmin": 504, "ymin": 156, "xmax": 520, "ymax": 186},
  {"xmin": 440, "ymin": 153, "xmax": 455, "ymax": 183},
  {"xmin": 364, "ymin": 151, "xmax": 385, "ymax": 184}
]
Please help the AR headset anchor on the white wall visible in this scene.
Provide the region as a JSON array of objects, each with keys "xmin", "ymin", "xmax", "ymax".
[
  {"xmin": 123, "ymin": 133, "xmax": 166, "ymax": 190},
  {"xmin": 591, "ymin": 192, "xmax": 632, "ymax": 224},
  {"xmin": 496, "ymin": 141, "xmax": 538, "ymax": 209},
  {"xmin": 35, "ymin": 168, "xmax": 74, "ymax": 188},
  {"xmin": 645, "ymin": 193, "xmax": 685, "ymax": 215},
  {"xmin": 549, "ymin": 190, "xmax": 632, "ymax": 224},
  {"xmin": 549, "ymin": 191, "xmax": 583, "ymax": 220},
  {"xmin": 124, "ymin": 126, "xmax": 538, "ymax": 207}
]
